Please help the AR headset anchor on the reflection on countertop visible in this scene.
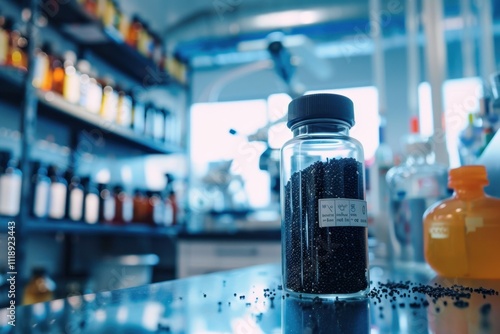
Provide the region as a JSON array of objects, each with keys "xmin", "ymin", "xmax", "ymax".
[{"xmin": 4, "ymin": 262, "xmax": 500, "ymax": 333}]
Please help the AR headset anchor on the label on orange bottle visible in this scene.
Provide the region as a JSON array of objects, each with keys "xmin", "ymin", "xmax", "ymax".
[
  {"xmin": 465, "ymin": 216, "xmax": 483, "ymax": 233},
  {"xmin": 429, "ymin": 222, "xmax": 449, "ymax": 239}
]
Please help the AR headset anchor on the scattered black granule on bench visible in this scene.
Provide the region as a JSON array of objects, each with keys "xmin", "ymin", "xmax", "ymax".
[
  {"xmin": 283, "ymin": 157, "xmax": 367, "ymax": 295},
  {"xmin": 369, "ymin": 280, "xmax": 499, "ymax": 319},
  {"xmin": 480, "ymin": 303, "xmax": 491, "ymax": 316},
  {"xmin": 454, "ymin": 300, "xmax": 469, "ymax": 308}
]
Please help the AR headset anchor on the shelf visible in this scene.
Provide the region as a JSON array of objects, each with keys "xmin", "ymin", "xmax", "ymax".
[
  {"xmin": 1, "ymin": 216, "xmax": 179, "ymax": 237},
  {"xmin": 0, "ymin": 217, "xmax": 15, "ymax": 234},
  {"xmin": 47, "ymin": 0, "xmax": 183, "ymax": 87},
  {"xmin": 37, "ymin": 91, "xmax": 183, "ymax": 154},
  {"xmin": 0, "ymin": 66, "xmax": 182, "ymax": 155},
  {"xmin": 23, "ymin": 219, "xmax": 179, "ymax": 237}
]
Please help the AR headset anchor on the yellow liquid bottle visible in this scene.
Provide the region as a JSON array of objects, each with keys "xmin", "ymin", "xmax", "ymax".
[
  {"xmin": 22, "ymin": 268, "xmax": 55, "ymax": 305},
  {"xmin": 424, "ymin": 165, "xmax": 500, "ymax": 278}
]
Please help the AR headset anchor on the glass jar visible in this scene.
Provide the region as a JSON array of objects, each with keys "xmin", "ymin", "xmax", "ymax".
[
  {"xmin": 386, "ymin": 134, "xmax": 448, "ymax": 263},
  {"xmin": 280, "ymin": 93, "xmax": 368, "ymax": 298}
]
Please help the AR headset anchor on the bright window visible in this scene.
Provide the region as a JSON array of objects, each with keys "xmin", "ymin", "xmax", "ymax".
[
  {"xmin": 418, "ymin": 77, "xmax": 483, "ymax": 167},
  {"xmin": 306, "ymin": 86, "xmax": 380, "ymax": 161},
  {"xmin": 190, "ymin": 88, "xmax": 379, "ymax": 210},
  {"xmin": 190, "ymin": 100, "xmax": 270, "ymax": 209}
]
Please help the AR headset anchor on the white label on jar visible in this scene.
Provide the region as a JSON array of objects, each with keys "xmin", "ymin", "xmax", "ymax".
[
  {"xmin": 34, "ymin": 181, "xmax": 50, "ymax": 218},
  {"xmin": 0, "ymin": 174, "xmax": 22, "ymax": 216},
  {"xmin": 429, "ymin": 222, "xmax": 449, "ymax": 239},
  {"xmin": 85, "ymin": 193, "xmax": 99, "ymax": 224},
  {"xmin": 69, "ymin": 188, "xmax": 84, "ymax": 221},
  {"xmin": 49, "ymin": 182, "xmax": 67, "ymax": 219},
  {"xmin": 318, "ymin": 198, "xmax": 368, "ymax": 228}
]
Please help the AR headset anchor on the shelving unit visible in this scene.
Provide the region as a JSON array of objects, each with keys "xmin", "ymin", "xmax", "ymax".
[
  {"xmin": 0, "ymin": 66, "xmax": 183, "ymax": 154},
  {"xmin": 0, "ymin": 0, "xmax": 189, "ymax": 302},
  {"xmin": 46, "ymin": 0, "xmax": 184, "ymax": 87},
  {"xmin": 37, "ymin": 91, "xmax": 182, "ymax": 154},
  {"xmin": 25, "ymin": 220, "xmax": 179, "ymax": 237}
]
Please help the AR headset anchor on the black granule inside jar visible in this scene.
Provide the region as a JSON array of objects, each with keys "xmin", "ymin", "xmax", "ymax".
[{"xmin": 283, "ymin": 157, "xmax": 367, "ymax": 295}]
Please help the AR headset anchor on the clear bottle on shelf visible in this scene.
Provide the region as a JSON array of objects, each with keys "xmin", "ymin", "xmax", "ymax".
[
  {"xmin": 98, "ymin": 183, "xmax": 115, "ymax": 223},
  {"xmin": 458, "ymin": 113, "xmax": 483, "ymax": 165},
  {"xmin": 0, "ymin": 151, "xmax": 22, "ymax": 217},
  {"xmin": 144, "ymin": 104, "xmax": 156, "ymax": 138},
  {"xmin": 100, "ymin": 77, "xmax": 119, "ymax": 122},
  {"xmin": 386, "ymin": 133, "xmax": 448, "ymax": 264},
  {"xmin": 77, "ymin": 59, "xmax": 91, "ymax": 107},
  {"xmin": 0, "ymin": 15, "xmax": 10, "ymax": 65},
  {"xmin": 153, "ymin": 108, "xmax": 165, "ymax": 142},
  {"xmin": 96, "ymin": 0, "xmax": 107, "ymax": 19},
  {"xmin": 86, "ymin": 69, "xmax": 103, "ymax": 114},
  {"xmin": 132, "ymin": 98, "xmax": 145, "ymax": 134},
  {"xmin": 32, "ymin": 43, "xmax": 51, "ymax": 89},
  {"xmin": 151, "ymin": 33, "xmax": 162, "ymax": 66},
  {"xmin": 118, "ymin": 10, "xmax": 130, "ymax": 39},
  {"xmin": 31, "ymin": 161, "xmax": 51, "ymax": 219},
  {"xmin": 138, "ymin": 22, "xmax": 151, "ymax": 57},
  {"xmin": 116, "ymin": 90, "xmax": 132, "ymax": 128},
  {"xmin": 65, "ymin": 170, "xmax": 84, "ymax": 222},
  {"xmin": 424, "ymin": 165, "xmax": 500, "ymax": 278},
  {"xmin": 40, "ymin": 44, "xmax": 56, "ymax": 92},
  {"xmin": 47, "ymin": 165, "xmax": 67, "ymax": 220},
  {"xmin": 103, "ymin": 0, "xmax": 116, "ymax": 28},
  {"xmin": 150, "ymin": 191, "xmax": 164, "ymax": 225},
  {"xmin": 113, "ymin": 185, "xmax": 133, "ymax": 225},
  {"xmin": 81, "ymin": 176, "xmax": 100, "ymax": 224},
  {"xmin": 62, "ymin": 51, "xmax": 81, "ymax": 104},
  {"xmin": 163, "ymin": 191, "xmax": 174, "ymax": 226}
]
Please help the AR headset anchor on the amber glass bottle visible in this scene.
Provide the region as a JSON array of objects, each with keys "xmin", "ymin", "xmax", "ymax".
[
  {"xmin": 22, "ymin": 268, "xmax": 55, "ymax": 305},
  {"xmin": 424, "ymin": 165, "xmax": 500, "ymax": 278},
  {"xmin": 51, "ymin": 56, "xmax": 65, "ymax": 95}
]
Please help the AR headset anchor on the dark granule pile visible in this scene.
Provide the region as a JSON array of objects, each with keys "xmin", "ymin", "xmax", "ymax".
[
  {"xmin": 368, "ymin": 280, "xmax": 498, "ymax": 317},
  {"xmin": 283, "ymin": 157, "xmax": 367, "ymax": 295}
]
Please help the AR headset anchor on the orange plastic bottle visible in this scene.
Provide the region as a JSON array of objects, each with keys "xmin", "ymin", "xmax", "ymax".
[{"xmin": 424, "ymin": 165, "xmax": 500, "ymax": 278}]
